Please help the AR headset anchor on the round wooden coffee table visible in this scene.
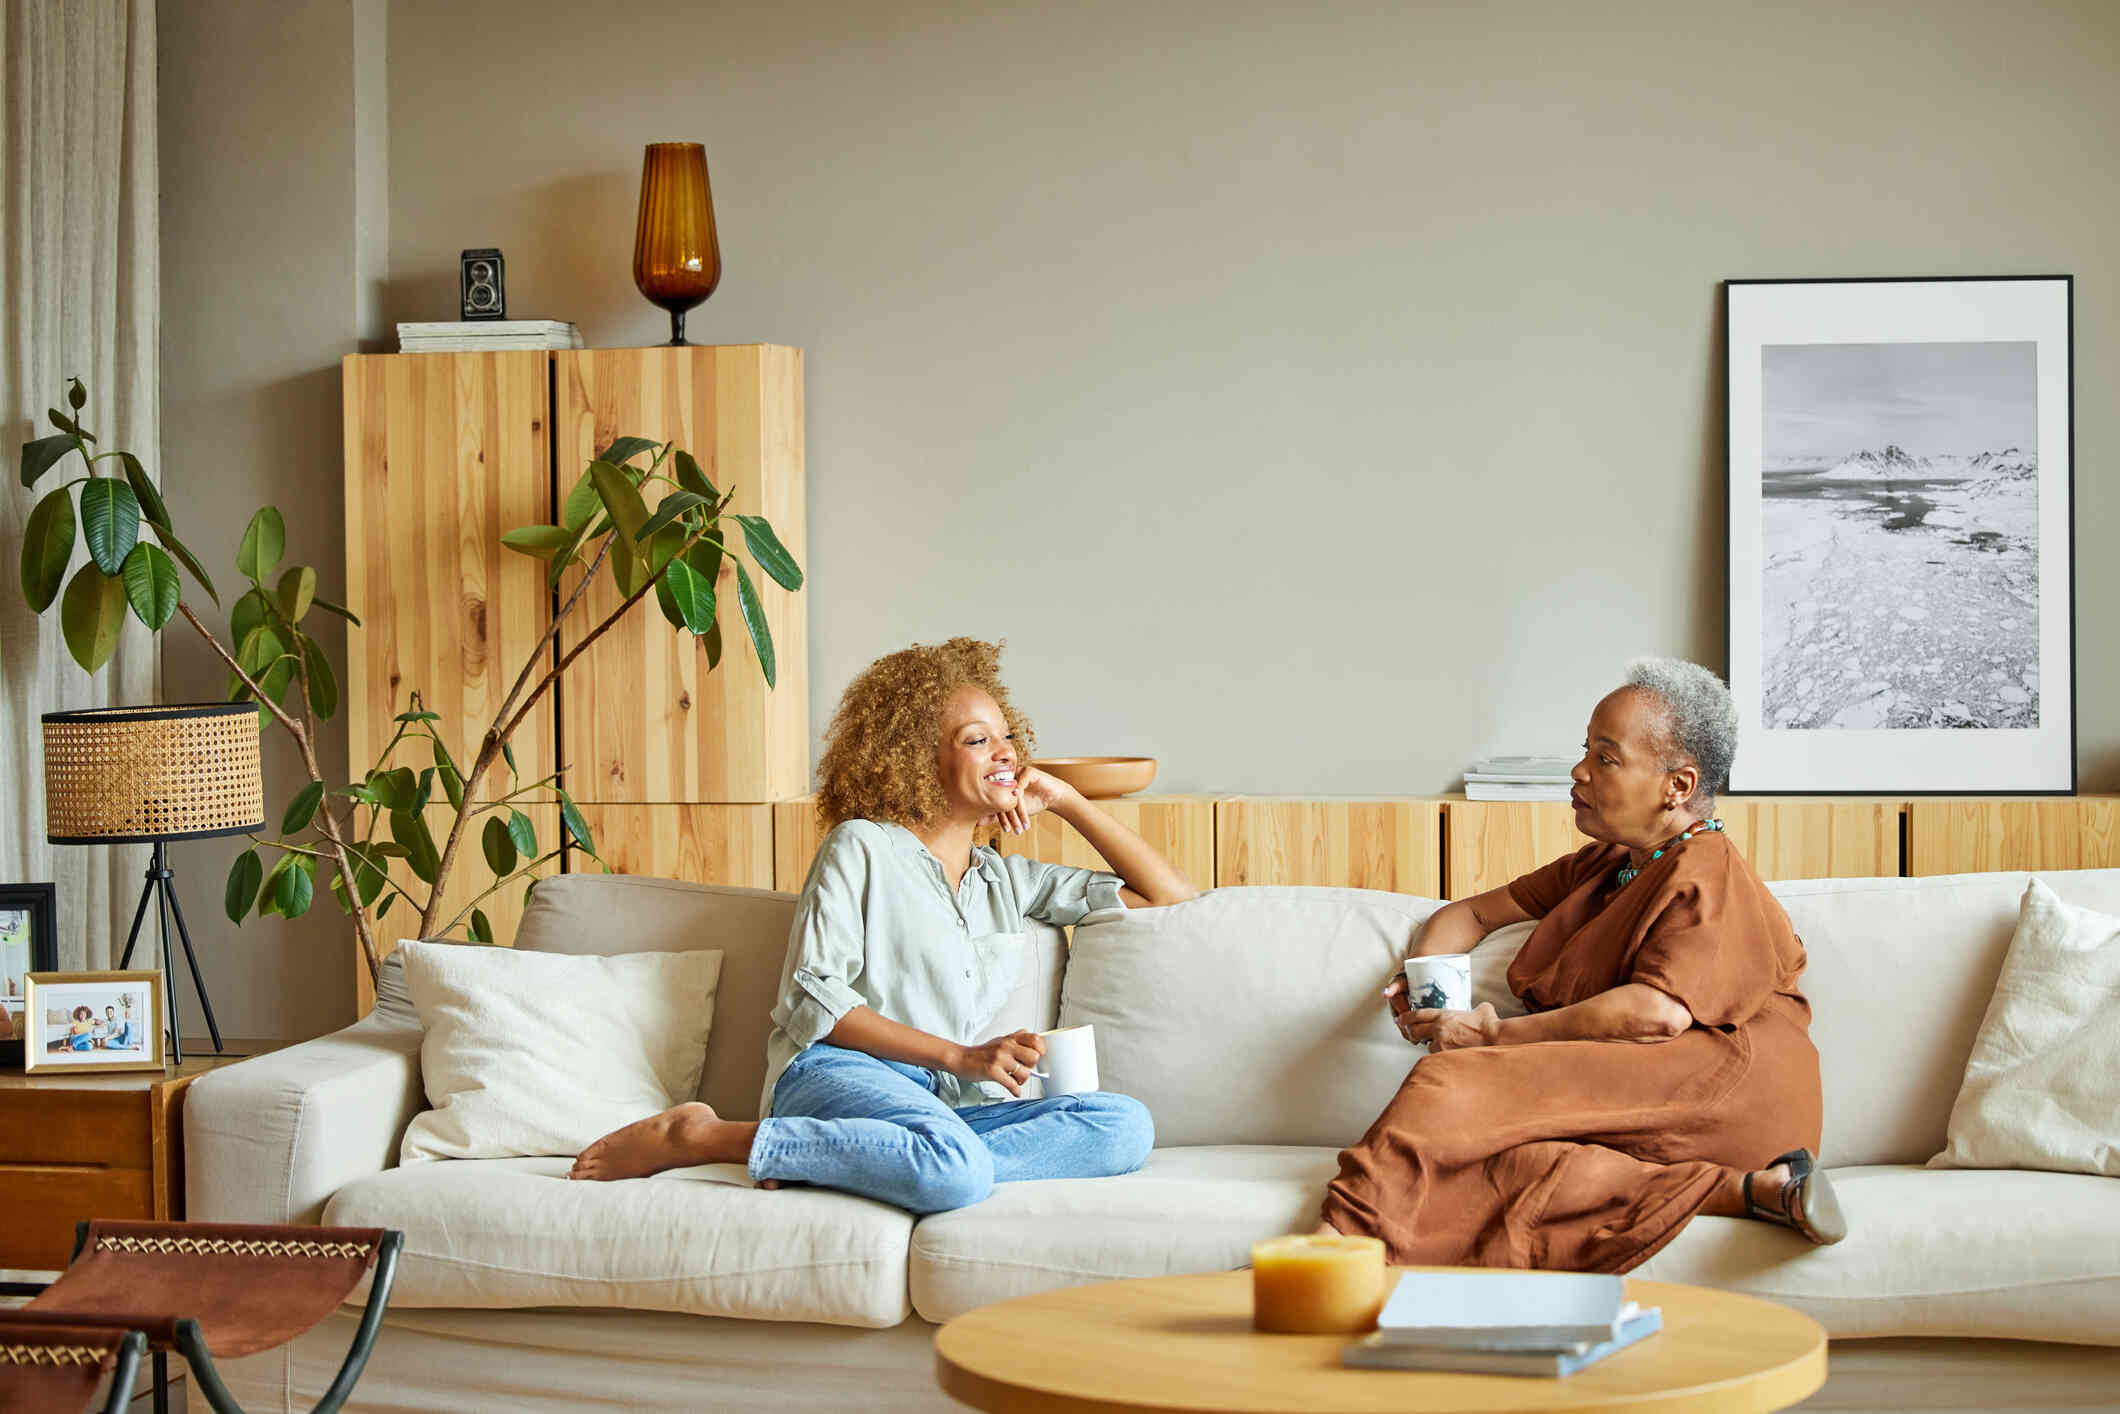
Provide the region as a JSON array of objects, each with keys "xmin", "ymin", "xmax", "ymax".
[{"xmin": 934, "ymin": 1269, "xmax": 1826, "ymax": 1414}]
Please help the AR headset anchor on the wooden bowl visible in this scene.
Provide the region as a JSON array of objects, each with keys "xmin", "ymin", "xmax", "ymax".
[{"xmin": 1031, "ymin": 757, "xmax": 1157, "ymax": 799}]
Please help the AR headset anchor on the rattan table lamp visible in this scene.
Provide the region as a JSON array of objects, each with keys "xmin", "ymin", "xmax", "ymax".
[{"xmin": 42, "ymin": 705, "xmax": 264, "ymax": 1063}]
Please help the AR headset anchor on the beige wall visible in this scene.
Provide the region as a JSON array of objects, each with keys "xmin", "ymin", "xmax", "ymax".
[{"xmin": 159, "ymin": 0, "xmax": 2117, "ymax": 1034}]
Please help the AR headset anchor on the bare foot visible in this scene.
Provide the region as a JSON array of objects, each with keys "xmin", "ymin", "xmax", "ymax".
[{"xmin": 568, "ymin": 1102, "xmax": 757, "ymax": 1181}]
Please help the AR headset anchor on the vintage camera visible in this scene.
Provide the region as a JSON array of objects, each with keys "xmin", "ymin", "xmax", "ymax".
[{"xmin": 460, "ymin": 248, "xmax": 506, "ymax": 321}]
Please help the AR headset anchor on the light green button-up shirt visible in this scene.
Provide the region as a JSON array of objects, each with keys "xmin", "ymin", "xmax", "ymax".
[{"xmin": 761, "ymin": 818, "xmax": 1125, "ymax": 1114}]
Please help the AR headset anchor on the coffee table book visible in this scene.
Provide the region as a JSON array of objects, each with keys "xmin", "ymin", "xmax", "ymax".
[
  {"xmin": 1345, "ymin": 1307, "xmax": 1665, "ymax": 1377},
  {"xmin": 1370, "ymin": 1269, "xmax": 1634, "ymax": 1350}
]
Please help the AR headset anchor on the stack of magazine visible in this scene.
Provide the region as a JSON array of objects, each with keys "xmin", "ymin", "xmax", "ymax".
[
  {"xmin": 1343, "ymin": 1271, "xmax": 1662, "ymax": 1377},
  {"xmin": 396, "ymin": 320, "xmax": 584, "ymax": 353},
  {"xmin": 1462, "ymin": 754, "xmax": 1576, "ymax": 802}
]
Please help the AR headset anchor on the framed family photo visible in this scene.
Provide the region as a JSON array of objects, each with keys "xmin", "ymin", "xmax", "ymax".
[
  {"xmin": 22, "ymin": 970, "xmax": 165, "ymax": 1074},
  {"xmin": 1, "ymin": 883, "xmax": 59, "ymax": 1066},
  {"xmin": 1725, "ymin": 276, "xmax": 2074, "ymax": 794}
]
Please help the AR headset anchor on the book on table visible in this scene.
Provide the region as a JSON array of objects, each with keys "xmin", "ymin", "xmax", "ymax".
[
  {"xmin": 1343, "ymin": 1306, "xmax": 1664, "ymax": 1376},
  {"xmin": 1370, "ymin": 1270, "xmax": 1636, "ymax": 1349}
]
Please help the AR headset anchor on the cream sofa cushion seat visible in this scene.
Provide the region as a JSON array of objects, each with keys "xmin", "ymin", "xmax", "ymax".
[
  {"xmin": 1934, "ymin": 879, "xmax": 2120, "ymax": 1176},
  {"xmin": 909, "ymin": 1145, "xmax": 1340, "ymax": 1323},
  {"xmin": 324, "ymin": 1156, "xmax": 913, "ymax": 1328},
  {"xmin": 1636, "ymin": 1164, "xmax": 2120, "ymax": 1343}
]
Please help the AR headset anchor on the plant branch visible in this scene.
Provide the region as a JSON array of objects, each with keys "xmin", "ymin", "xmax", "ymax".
[
  {"xmin": 293, "ymin": 631, "xmax": 387, "ymax": 985},
  {"xmin": 178, "ymin": 602, "xmax": 303, "ymax": 738},
  {"xmin": 439, "ymin": 848, "xmax": 562, "ymax": 937}
]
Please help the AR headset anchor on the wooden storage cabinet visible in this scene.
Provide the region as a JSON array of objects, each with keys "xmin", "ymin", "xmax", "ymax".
[
  {"xmin": 556, "ymin": 347, "xmax": 808, "ymax": 805},
  {"xmin": 1907, "ymin": 797, "xmax": 2120, "ymax": 875},
  {"xmin": 1214, "ymin": 799, "xmax": 1442, "ymax": 896},
  {"xmin": 566, "ymin": 803, "xmax": 775, "ymax": 889}
]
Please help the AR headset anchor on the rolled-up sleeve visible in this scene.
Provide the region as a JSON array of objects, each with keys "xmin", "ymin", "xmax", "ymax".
[
  {"xmin": 1001, "ymin": 853, "xmax": 1125, "ymax": 927},
  {"xmin": 774, "ymin": 830, "xmax": 873, "ymax": 1048}
]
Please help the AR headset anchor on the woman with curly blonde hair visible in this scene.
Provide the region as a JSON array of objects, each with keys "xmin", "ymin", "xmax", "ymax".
[{"xmin": 572, "ymin": 637, "xmax": 1199, "ymax": 1212}]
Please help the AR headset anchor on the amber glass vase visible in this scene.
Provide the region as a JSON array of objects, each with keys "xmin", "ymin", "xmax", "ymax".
[{"xmin": 633, "ymin": 142, "xmax": 721, "ymax": 346}]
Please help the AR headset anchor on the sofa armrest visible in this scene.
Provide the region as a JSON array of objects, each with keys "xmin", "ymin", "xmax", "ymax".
[{"xmin": 184, "ymin": 1007, "xmax": 424, "ymax": 1226}]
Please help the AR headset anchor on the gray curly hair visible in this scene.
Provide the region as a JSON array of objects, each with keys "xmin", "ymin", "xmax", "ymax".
[{"xmin": 1622, "ymin": 658, "xmax": 1738, "ymax": 815}]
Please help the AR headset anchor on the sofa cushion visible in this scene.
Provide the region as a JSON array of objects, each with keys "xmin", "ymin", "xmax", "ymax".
[
  {"xmin": 1768, "ymin": 869, "xmax": 2120, "ymax": 1167},
  {"xmin": 324, "ymin": 1156, "xmax": 911, "ymax": 1328},
  {"xmin": 1060, "ymin": 888, "xmax": 1446, "ymax": 1147},
  {"xmin": 909, "ymin": 1145, "xmax": 1339, "ymax": 1322},
  {"xmin": 1635, "ymin": 1164, "xmax": 2120, "ymax": 1343},
  {"xmin": 1935, "ymin": 879, "xmax": 2120, "ymax": 1176},
  {"xmin": 397, "ymin": 940, "xmax": 723, "ymax": 1163}
]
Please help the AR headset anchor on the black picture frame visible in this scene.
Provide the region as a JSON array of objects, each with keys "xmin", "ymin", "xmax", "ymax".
[
  {"xmin": 1723, "ymin": 275, "xmax": 2075, "ymax": 795},
  {"xmin": 1, "ymin": 882, "xmax": 60, "ymax": 1066}
]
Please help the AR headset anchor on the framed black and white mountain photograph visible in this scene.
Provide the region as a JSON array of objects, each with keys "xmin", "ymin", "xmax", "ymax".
[{"xmin": 1726, "ymin": 276, "xmax": 2074, "ymax": 793}]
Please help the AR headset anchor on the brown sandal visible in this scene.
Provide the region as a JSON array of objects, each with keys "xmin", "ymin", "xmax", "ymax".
[{"xmin": 1744, "ymin": 1148, "xmax": 1848, "ymax": 1245}]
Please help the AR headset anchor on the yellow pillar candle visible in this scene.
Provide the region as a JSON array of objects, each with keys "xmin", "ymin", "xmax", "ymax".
[{"xmin": 1250, "ymin": 1234, "xmax": 1387, "ymax": 1333}]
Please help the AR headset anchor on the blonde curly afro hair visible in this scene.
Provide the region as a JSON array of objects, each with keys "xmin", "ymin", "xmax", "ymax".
[{"xmin": 815, "ymin": 637, "xmax": 1036, "ymax": 832}]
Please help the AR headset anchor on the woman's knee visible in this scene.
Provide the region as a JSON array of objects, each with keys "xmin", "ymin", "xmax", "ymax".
[
  {"xmin": 1083, "ymin": 1092, "xmax": 1155, "ymax": 1174},
  {"xmin": 907, "ymin": 1125, "xmax": 994, "ymax": 1213}
]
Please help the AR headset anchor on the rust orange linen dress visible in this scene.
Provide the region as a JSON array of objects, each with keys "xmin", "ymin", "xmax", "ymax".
[{"xmin": 1320, "ymin": 829, "xmax": 1821, "ymax": 1273}]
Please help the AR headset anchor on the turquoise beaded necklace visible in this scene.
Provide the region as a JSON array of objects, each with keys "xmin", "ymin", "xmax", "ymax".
[{"xmin": 1614, "ymin": 817, "xmax": 1724, "ymax": 888}]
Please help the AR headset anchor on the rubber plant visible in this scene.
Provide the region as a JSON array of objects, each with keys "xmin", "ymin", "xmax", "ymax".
[{"xmin": 16, "ymin": 379, "xmax": 802, "ymax": 985}]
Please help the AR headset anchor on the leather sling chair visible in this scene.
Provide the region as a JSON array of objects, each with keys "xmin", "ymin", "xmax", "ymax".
[
  {"xmin": 12, "ymin": 1220, "xmax": 403, "ymax": 1414},
  {"xmin": 0, "ymin": 1321, "xmax": 145, "ymax": 1414}
]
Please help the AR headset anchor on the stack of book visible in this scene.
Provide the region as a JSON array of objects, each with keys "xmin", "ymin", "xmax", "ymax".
[
  {"xmin": 1343, "ymin": 1270, "xmax": 1662, "ymax": 1377},
  {"xmin": 1463, "ymin": 754, "xmax": 1576, "ymax": 802},
  {"xmin": 396, "ymin": 320, "xmax": 584, "ymax": 353}
]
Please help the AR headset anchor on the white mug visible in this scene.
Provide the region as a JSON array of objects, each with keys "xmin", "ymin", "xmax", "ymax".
[
  {"xmin": 1034, "ymin": 1024, "xmax": 1099, "ymax": 1096},
  {"xmin": 1402, "ymin": 955, "xmax": 1473, "ymax": 1055}
]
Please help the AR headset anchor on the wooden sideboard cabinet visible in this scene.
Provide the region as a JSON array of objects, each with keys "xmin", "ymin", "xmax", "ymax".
[{"xmin": 342, "ymin": 346, "xmax": 806, "ymax": 1011}]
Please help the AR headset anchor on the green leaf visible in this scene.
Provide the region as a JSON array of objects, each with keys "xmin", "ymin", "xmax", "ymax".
[
  {"xmin": 394, "ymin": 706, "xmax": 441, "ymax": 723},
  {"xmin": 236, "ymin": 506, "xmax": 285, "ymax": 580},
  {"xmin": 609, "ymin": 533, "xmax": 649, "ymax": 598},
  {"xmin": 469, "ymin": 909, "xmax": 495, "ymax": 944},
  {"xmin": 369, "ymin": 765, "xmax": 418, "ymax": 810},
  {"xmin": 20, "ymin": 433, "xmax": 74, "ymax": 488},
  {"xmin": 734, "ymin": 560, "xmax": 775, "ymax": 687},
  {"xmin": 48, "ymin": 407, "xmax": 92, "ymax": 442},
  {"xmin": 149, "ymin": 522, "xmax": 219, "ymax": 607},
  {"xmin": 502, "ymin": 739, "xmax": 519, "ymax": 780},
  {"xmin": 19, "ymin": 487, "xmax": 75, "ymax": 612},
  {"xmin": 120, "ymin": 543, "xmax": 180, "ymax": 629},
  {"xmin": 501, "ymin": 525, "xmax": 577, "ymax": 560},
  {"xmin": 735, "ymin": 514, "xmax": 804, "ymax": 591},
  {"xmin": 413, "ymin": 767, "xmax": 435, "ymax": 814},
  {"xmin": 344, "ymin": 845, "xmax": 388, "ymax": 907},
  {"xmin": 704, "ymin": 617, "xmax": 723, "ymax": 671},
  {"xmin": 276, "ymin": 565, "xmax": 317, "ymax": 622},
  {"xmin": 437, "ymin": 757, "xmax": 463, "ymax": 811},
  {"xmin": 647, "ymin": 524, "xmax": 686, "ymax": 577},
  {"xmin": 652, "ymin": 567, "xmax": 687, "ymax": 630},
  {"xmin": 282, "ymin": 780, "xmax": 325, "ymax": 834},
  {"xmin": 507, "ymin": 809, "xmax": 537, "ymax": 858},
  {"xmin": 686, "ymin": 533, "xmax": 724, "ymax": 587},
  {"xmin": 673, "ymin": 449, "xmax": 719, "ymax": 501},
  {"xmin": 225, "ymin": 850, "xmax": 263, "ymax": 923},
  {"xmin": 114, "ymin": 452, "xmax": 170, "ymax": 531},
  {"xmin": 60, "ymin": 564, "xmax": 127, "ymax": 672},
  {"xmin": 276, "ymin": 856, "xmax": 315, "ymax": 919},
  {"xmin": 339, "ymin": 783, "xmax": 379, "ymax": 807},
  {"xmin": 310, "ymin": 594, "xmax": 360, "ymax": 626},
  {"xmin": 638, "ymin": 491, "xmax": 707, "ymax": 542},
  {"xmin": 391, "ymin": 808, "xmax": 441, "ymax": 884},
  {"xmin": 300, "ymin": 636, "xmax": 338, "ymax": 719},
  {"xmin": 376, "ymin": 893, "xmax": 396, "ymax": 920},
  {"xmin": 230, "ymin": 587, "xmax": 271, "ymax": 647},
  {"xmin": 255, "ymin": 852, "xmax": 296, "ymax": 918},
  {"xmin": 483, "ymin": 815, "xmax": 518, "ymax": 876},
  {"xmin": 661, "ymin": 555, "xmax": 718, "ymax": 636},
  {"xmin": 66, "ymin": 377, "xmax": 86, "ymax": 411},
  {"xmin": 558, "ymin": 788, "xmax": 595, "ymax": 855},
  {"xmin": 547, "ymin": 518, "xmax": 596, "ymax": 590},
  {"xmin": 80, "ymin": 478, "xmax": 140, "ymax": 575},
  {"xmin": 595, "ymin": 436, "xmax": 660, "ymax": 467},
  {"xmin": 237, "ymin": 624, "xmax": 287, "ymax": 676},
  {"xmin": 561, "ymin": 469, "xmax": 602, "ymax": 531},
  {"xmin": 590, "ymin": 461, "xmax": 651, "ymax": 547}
]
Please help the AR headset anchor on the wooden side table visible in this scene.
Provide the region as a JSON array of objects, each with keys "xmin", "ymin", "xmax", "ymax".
[{"xmin": 0, "ymin": 1048, "xmax": 269, "ymax": 1278}]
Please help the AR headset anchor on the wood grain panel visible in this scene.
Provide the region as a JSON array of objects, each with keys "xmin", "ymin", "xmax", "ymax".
[
  {"xmin": 1907, "ymin": 797, "xmax": 2120, "ymax": 875},
  {"xmin": 565, "ymin": 803, "xmax": 775, "ymax": 889},
  {"xmin": 1443, "ymin": 800, "xmax": 1585, "ymax": 899},
  {"xmin": 555, "ymin": 346, "xmax": 808, "ymax": 804},
  {"xmin": 774, "ymin": 796, "xmax": 828, "ymax": 893},
  {"xmin": 993, "ymin": 796, "xmax": 1218, "ymax": 894},
  {"xmin": 0, "ymin": 1165, "xmax": 155, "ymax": 1268},
  {"xmin": 1214, "ymin": 799, "xmax": 1441, "ymax": 895},
  {"xmin": 0, "ymin": 1089, "xmax": 150, "ymax": 1167},
  {"xmin": 1718, "ymin": 799, "xmax": 1903, "ymax": 881}
]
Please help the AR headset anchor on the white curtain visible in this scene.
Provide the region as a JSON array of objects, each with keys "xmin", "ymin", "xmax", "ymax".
[{"xmin": 1, "ymin": 0, "xmax": 160, "ymax": 969}]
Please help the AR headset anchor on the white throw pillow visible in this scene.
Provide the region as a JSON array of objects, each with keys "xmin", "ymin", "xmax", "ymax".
[
  {"xmin": 398, "ymin": 939, "xmax": 723, "ymax": 1163},
  {"xmin": 1931, "ymin": 879, "xmax": 2120, "ymax": 1176}
]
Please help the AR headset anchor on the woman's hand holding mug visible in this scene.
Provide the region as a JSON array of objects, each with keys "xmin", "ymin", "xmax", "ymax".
[{"xmin": 957, "ymin": 1030, "xmax": 1047, "ymax": 1096}]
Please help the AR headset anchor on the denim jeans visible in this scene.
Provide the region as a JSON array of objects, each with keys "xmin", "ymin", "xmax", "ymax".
[{"xmin": 752, "ymin": 1044, "xmax": 1154, "ymax": 1214}]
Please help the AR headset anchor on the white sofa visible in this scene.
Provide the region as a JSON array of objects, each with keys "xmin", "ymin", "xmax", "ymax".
[{"xmin": 185, "ymin": 869, "xmax": 2120, "ymax": 1413}]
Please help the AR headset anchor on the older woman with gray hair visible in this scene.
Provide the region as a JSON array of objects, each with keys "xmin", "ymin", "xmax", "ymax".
[{"xmin": 1320, "ymin": 659, "xmax": 1844, "ymax": 1271}]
